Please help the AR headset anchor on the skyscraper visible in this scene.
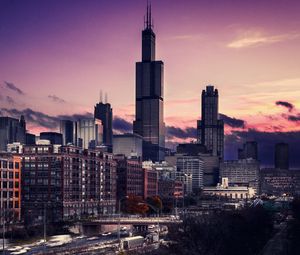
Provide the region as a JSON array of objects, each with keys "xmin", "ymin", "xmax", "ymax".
[
  {"xmin": 133, "ymin": 4, "xmax": 165, "ymax": 162},
  {"xmin": 94, "ymin": 97, "xmax": 113, "ymax": 148},
  {"xmin": 275, "ymin": 143, "xmax": 289, "ymax": 170},
  {"xmin": 60, "ymin": 120, "xmax": 76, "ymax": 145},
  {"xmin": 197, "ymin": 85, "xmax": 224, "ymax": 159},
  {"xmin": 0, "ymin": 116, "xmax": 26, "ymax": 151},
  {"xmin": 238, "ymin": 141, "xmax": 258, "ymax": 160}
]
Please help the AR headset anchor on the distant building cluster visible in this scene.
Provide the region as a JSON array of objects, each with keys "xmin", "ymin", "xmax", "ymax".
[{"xmin": 0, "ymin": 6, "xmax": 298, "ymax": 225}]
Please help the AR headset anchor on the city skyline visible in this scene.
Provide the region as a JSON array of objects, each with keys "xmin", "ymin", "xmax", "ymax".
[{"xmin": 1, "ymin": 0, "xmax": 300, "ymax": 166}]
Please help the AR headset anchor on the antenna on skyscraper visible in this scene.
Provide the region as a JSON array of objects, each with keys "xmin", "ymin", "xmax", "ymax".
[
  {"xmin": 100, "ymin": 90, "xmax": 103, "ymax": 103},
  {"xmin": 105, "ymin": 92, "xmax": 108, "ymax": 104}
]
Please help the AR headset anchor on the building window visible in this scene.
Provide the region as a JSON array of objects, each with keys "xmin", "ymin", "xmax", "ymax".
[
  {"xmin": 9, "ymin": 162, "xmax": 13, "ymax": 169},
  {"xmin": 15, "ymin": 162, "xmax": 20, "ymax": 169}
]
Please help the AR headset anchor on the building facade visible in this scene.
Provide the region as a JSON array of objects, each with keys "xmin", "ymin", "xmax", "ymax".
[
  {"xmin": 197, "ymin": 86, "xmax": 224, "ymax": 159},
  {"xmin": 260, "ymin": 168, "xmax": 300, "ymax": 196},
  {"xmin": 0, "ymin": 154, "xmax": 21, "ymax": 221},
  {"xmin": 21, "ymin": 144, "xmax": 116, "ymax": 223},
  {"xmin": 220, "ymin": 159, "xmax": 260, "ymax": 193},
  {"xmin": 176, "ymin": 156, "xmax": 204, "ymax": 195},
  {"xmin": 133, "ymin": 5, "xmax": 165, "ymax": 162},
  {"xmin": 113, "ymin": 133, "xmax": 143, "ymax": 159}
]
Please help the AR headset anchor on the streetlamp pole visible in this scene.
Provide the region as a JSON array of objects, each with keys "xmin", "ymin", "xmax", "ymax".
[
  {"xmin": 2, "ymin": 206, "xmax": 5, "ymax": 255},
  {"xmin": 118, "ymin": 196, "xmax": 128, "ymax": 250}
]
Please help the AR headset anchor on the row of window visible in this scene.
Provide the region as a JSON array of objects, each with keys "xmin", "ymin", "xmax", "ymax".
[
  {"xmin": 1, "ymin": 190, "xmax": 19, "ymax": 198},
  {"xmin": 0, "ymin": 161, "xmax": 19, "ymax": 169},
  {"xmin": 1, "ymin": 181, "xmax": 19, "ymax": 189},
  {"xmin": 1, "ymin": 171, "xmax": 20, "ymax": 179}
]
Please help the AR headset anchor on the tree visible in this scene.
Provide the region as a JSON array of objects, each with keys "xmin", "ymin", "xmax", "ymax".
[
  {"xmin": 123, "ymin": 195, "xmax": 149, "ymax": 215},
  {"xmin": 146, "ymin": 196, "xmax": 162, "ymax": 214}
]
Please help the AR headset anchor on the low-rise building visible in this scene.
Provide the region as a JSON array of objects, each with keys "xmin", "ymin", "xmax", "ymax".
[
  {"xmin": 260, "ymin": 168, "xmax": 300, "ymax": 196},
  {"xmin": 202, "ymin": 178, "xmax": 255, "ymax": 200}
]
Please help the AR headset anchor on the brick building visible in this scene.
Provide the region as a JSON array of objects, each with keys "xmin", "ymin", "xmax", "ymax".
[{"xmin": 0, "ymin": 153, "xmax": 21, "ymax": 221}]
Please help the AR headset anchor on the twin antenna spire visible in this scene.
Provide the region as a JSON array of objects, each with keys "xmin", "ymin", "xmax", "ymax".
[
  {"xmin": 99, "ymin": 90, "xmax": 108, "ymax": 104},
  {"xmin": 144, "ymin": 2, "xmax": 153, "ymax": 29}
]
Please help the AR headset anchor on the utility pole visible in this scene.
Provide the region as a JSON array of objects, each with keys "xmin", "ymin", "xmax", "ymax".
[
  {"xmin": 2, "ymin": 206, "xmax": 5, "ymax": 255},
  {"xmin": 43, "ymin": 204, "xmax": 46, "ymax": 252}
]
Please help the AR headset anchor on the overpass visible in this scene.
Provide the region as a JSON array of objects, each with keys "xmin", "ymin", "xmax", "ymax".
[{"xmin": 80, "ymin": 216, "xmax": 182, "ymax": 226}]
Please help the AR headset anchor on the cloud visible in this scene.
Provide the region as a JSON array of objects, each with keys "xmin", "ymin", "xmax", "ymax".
[
  {"xmin": 113, "ymin": 117, "xmax": 133, "ymax": 133},
  {"xmin": 219, "ymin": 113, "xmax": 245, "ymax": 128},
  {"xmin": 166, "ymin": 126, "xmax": 197, "ymax": 140},
  {"xmin": 48, "ymin": 95, "xmax": 66, "ymax": 103},
  {"xmin": 227, "ymin": 31, "xmax": 299, "ymax": 49},
  {"xmin": 275, "ymin": 101, "xmax": 294, "ymax": 112},
  {"xmin": 0, "ymin": 108, "xmax": 58, "ymax": 129},
  {"xmin": 6, "ymin": 96, "xmax": 15, "ymax": 105},
  {"xmin": 287, "ymin": 114, "xmax": 300, "ymax": 122},
  {"xmin": 4, "ymin": 81, "xmax": 25, "ymax": 95}
]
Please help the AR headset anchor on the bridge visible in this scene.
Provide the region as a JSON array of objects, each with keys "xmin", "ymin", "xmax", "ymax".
[{"xmin": 81, "ymin": 216, "xmax": 182, "ymax": 226}]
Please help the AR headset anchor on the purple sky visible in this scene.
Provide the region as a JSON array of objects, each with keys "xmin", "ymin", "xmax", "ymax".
[{"xmin": 1, "ymin": 0, "xmax": 300, "ymax": 166}]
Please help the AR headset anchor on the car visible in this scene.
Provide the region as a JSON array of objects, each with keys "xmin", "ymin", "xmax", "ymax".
[{"xmin": 101, "ymin": 231, "xmax": 112, "ymax": 236}]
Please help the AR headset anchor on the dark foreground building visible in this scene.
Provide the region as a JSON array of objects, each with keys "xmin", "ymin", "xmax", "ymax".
[{"xmin": 133, "ymin": 5, "xmax": 165, "ymax": 162}]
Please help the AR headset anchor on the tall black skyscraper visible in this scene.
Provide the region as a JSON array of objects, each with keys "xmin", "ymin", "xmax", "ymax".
[
  {"xmin": 94, "ymin": 99, "xmax": 113, "ymax": 148},
  {"xmin": 133, "ymin": 4, "xmax": 165, "ymax": 162},
  {"xmin": 275, "ymin": 143, "xmax": 289, "ymax": 170},
  {"xmin": 197, "ymin": 85, "xmax": 224, "ymax": 158}
]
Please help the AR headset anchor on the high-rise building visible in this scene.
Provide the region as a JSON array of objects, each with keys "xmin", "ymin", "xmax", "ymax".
[
  {"xmin": 60, "ymin": 120, "xmax": 77, "ymax": 145},
  {"xmin": 133, "ymin": 4, "xmax": 165, "ymax": 162},
  {"xmin": 238, "ymin": 141, "xmax": 258, "ymax": 160},
  {"xmin": 197, "ymin": 86, "xmax": 224, "ymax": 159},
  {"xmin": 94, "ymin": 100, "xmax": 113, "ymax": 148},
  {"xmin": 76, "ymin": 118, "xmax": 103, "ymax": 149},
  {"xmin": 275, "ymin": 143, "xmax": 289, "ymax": 170},
  {"xmin": 176, "ymin": 156, "xmax": 204, "ymax": 195},
  {"xmin": 0, "ymin": 116, "xmax": 26, "ymax": 151}
]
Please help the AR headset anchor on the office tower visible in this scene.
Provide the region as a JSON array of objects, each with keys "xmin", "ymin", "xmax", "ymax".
[
  {"xmin": 197, "ymin": 85, "xmax": 224, "ymax": 158},
  {"xmin": 220, "ymin": 159, "xmax": 260, "ymax": 193},
  {"xmin": 176, "ymin": 156, "xmax": 204, "ymax": 195},
  {"xmin": 0, "ymin": 153, "xmax": 21, "ymax": 221},
  {"xmin": 113, "ymin": 133, "xmax": 143, "ymax": 158},
  {"xmin": 275, "ymin": 143, "xmax": 289, "ymax": 170},
  {"xmin": 94, "ymin": 98, "xmax": 113, "ymax": 148},
  {"xmin": 133, "ymin": 4, "xmax": 165, "ymax": 162},
  {"xmin": 60, "ymin": 120, "xmax": 77, "ymax": 145},
  {"xmin": 238, "ymin": 141, "xmax": 258, "ymax": 160},
  {"xmin": 76, "ymin": 118, "xmax": 103, "ymax": 149},
  {"xmin": 0, "ymin": 116, "xmax": 26, "ymax": 151},
  {"xmin": 40, "ymin": 132, "xmax": 63, "ymax": 145}
]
